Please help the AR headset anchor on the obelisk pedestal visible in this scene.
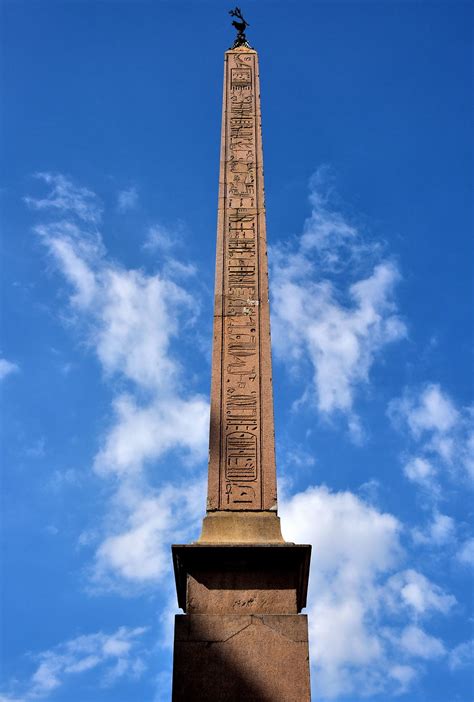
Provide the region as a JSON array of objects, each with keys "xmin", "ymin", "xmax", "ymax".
[{"xmin": 171, "ymin": 41, "xmax": 311, "ymax": 701}]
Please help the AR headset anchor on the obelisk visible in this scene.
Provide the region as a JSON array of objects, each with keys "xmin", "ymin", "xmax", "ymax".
[{"xmin": 171, "ymin": 12, "xmax": 312, "ymax": 700}]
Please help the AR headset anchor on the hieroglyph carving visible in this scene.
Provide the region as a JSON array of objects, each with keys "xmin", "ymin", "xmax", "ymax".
[{"xmin": 221, "ymin": 52, "xmax": 260, "ymax": 508}]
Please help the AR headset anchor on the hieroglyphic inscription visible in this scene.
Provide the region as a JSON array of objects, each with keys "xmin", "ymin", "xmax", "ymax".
[{"xmin": 221, "ymin": 52, "xmax": 260, "ymax": 508}]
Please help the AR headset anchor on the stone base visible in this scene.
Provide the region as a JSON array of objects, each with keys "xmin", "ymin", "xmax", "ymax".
[
  {"xmin": 171, "ymin": 543, "xmax": 311, "ymax": 700},
  {"xmin": 172, "ymin": 543, "xmax": 311, "ymax": 614},
  {"xmin": 172, "ymin": 613, "xmax": 311, "ymax": 701}
]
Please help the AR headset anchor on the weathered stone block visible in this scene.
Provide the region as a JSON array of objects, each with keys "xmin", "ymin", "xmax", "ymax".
[{"xmin": 172, "ymin": 614, "xmax": 311, "ymax": 701}]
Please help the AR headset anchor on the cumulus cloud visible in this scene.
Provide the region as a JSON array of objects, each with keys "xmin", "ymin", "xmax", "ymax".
[
  {"xmin": 279, "ymin": 485, "xmax": 452, "ymax": 698},
  {"xmin": 0, "ymin": 626, "xmax": 147, "ymax": 701},
  {"xmin": 271, "ymin": 167, "xmax": 406, "ymax": 439},
  {"xmin": 403, "ymin": 456, "xmax": 437, "ymax": 490},
  {"xmin": 117, "ymin": 186, "xmax": 138, "ymax": 212},
  {"xmin": 0, "ymin": 358, "xmax": 19, "ymax": 381},
  {"xmin": 93, "ymin": 477, "xmax": 205, "ymax": 589},
  {"xmin": 412, "ymin": 511, "xmax": 456, "ymax": 546},
  {"xmin": 389, "ymin": 383, "xmax": 459, "ymax": 447},
  {"xmin": 94, "ymin": 394, "xmax": 208, "ymax": 478},
  {"xmin": 385, "ymin": 569, "xmax": 455, "ymax": 616},
  {"xmin": 398, "ymin": 625, "xmax": 445, "ymax": 659},
  {"xmin": 35, "ymin": 223, "xmax": 192, "ymax": 393}
]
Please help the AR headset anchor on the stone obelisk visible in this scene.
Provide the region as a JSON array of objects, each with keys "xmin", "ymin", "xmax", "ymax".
[{"xmin": 172, "ymin": 15, "xmax": 311, "ymax": 701}]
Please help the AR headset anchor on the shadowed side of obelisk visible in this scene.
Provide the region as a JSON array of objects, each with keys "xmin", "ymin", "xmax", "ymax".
[{"xmin": 171, "ymin": 13, "xmax": 311, "ymax": 700}]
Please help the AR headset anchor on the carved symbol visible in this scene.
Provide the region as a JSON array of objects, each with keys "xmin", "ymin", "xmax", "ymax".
[
  {"xmin": 235, "ymin": 52, "xmax": 252, "ymax": 67},
  {"xmin": 225, "ymin": 482, "xmax": 256, "ymax": 505},
  {"xmin": 227, "ymin": 332, "xmax": 256, "ymax": 356},
  {"xmin": 230, "ymin": 137, "xmax": 253, "ymax": 151},
  {"xmin": 231, "ymin": 68, "xmax": 252, "ymax": 88},
  {"xmin": 227, "ymin": 360, "xmax": 257, "ymax": 388},
  {"xmin": 226, "ymin": 431, "xmax": 257, "ymax": 481},
  {"xmin": 232, "ymin": 484, "xmax": 256, "ymax": 503},
  {"xmin": 228, "ymin": 239, "xmax": 255, "ymax": 256},
  {"xmin": 231, "ymin": 95, "xmax": 253, "ymax": 117}
]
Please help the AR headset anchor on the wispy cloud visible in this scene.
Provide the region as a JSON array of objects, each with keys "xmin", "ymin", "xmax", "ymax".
[
  {"xmin": 456, "ymin": 537, "xmax": 474, "ymax": 566},
  {"xmin": 388, "ymin": 383, "xmax": 474, "ymax": 490},
  {"xmin": 0, "ymin": 358, "xmax": 19, "ymax": 381},
  {"xmin": 25, "ymin": 172, "xmax": 102, "ymax": 225},
  {"xmin": 117, "ymin": 186, "xmax": 138, "ymax": 213},
  {"xmin": 143, "ymin": 220, "xmax": 192, "ymax": 256},
  {"xmin": 448, "ymin": 638, "xmax": 473, "ymax": 670},
  {"xmin": 271, "ymin": 167, "xmax": 406, "ymax": 441},
  {"xmin": 144, "ymin": 223, "xmax": 176, "ymax": 252},
  {"xmin": 411, "ymin": 510, "xmax": 456, "ymax": 546},
  {"xmin": 1, "ymin": 626, "xmax": 147, "ymax": 701}
]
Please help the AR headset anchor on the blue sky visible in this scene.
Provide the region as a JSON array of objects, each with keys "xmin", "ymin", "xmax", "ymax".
[{"xmin": 1, "ymin": 1, "xmax": 472, "ymax": 700}]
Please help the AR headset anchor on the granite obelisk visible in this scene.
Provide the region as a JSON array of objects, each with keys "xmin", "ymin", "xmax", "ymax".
[{"xmin": 171, "ymin": 14, "xmax": 312, "ymax": 700}]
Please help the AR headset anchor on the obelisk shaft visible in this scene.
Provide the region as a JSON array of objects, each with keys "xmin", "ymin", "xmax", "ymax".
[{"xmin": 207, "ymin": 47, "xmax": 277, "ymax": 513}]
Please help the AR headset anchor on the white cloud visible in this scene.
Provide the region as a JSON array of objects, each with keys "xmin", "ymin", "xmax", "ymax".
[
  {"xmin": 449, "ymin": 639, "xmax": 473, "ymax": 670},
  {"xmin": 93, "ymin": 477, "xmax": 205, "ymax": 589},
  {"xmin": 34, "ymin": 221, "xmax": 102, "ymax": 309},
  {"xmin": 36, "ymin": 221, "xmax": 192, "ymax": 393},
  {"xmin": 94, "ymin": 268, "xmax": 192, "ymax": 391},
  {"xmin": 299, "ymin": 167, "xmax": 380, "ymax": 270},
  {"xmin": 462, "ymin": 424, "xmax": 474, "ymax": 481},
  {"xmin": 388, "ymin": 664, "xmax": 418, "ymax": 694},
  {"xmin": 144, "ymin": 223, "xmax": 175, "ymax": 251},
  {"xmin": 457, "ymin": 537, "xmax": 474, "ymax": 566},
  {"xmin": 0, "ymin": 627, "xmax": 147, "ymax": 701},
  {"xmin": 271, "ymin": 168, "xmax": 406, "ymax": 438},
  {"xmin": 0, "ymin": 358, "xmax": 19, "ymax": 381},
  {"xmin": 389, "ymin": 383, "xmax": 474, "ymax": 489},
  {"xmin": 399, "ymin": 625, "xmax": 445, "ymax": 659},
  {"xmin": 117, "ymin": 186, "xmax": 138, "ymax": 212},
  {"xmin": 280, "ymin": 485, "xmax": 452, "ymax": 698},
  {"xmin": 385, "ymin": 569, "xmax": 455, "ymax": 616},
  {"xmin": 94, "ymin": 394, "xmax": 208, "ymax": 477},
  {"xmin": 412, "ymin": 511, "xmax": 456, "ymax": 546},
  {"xmin": 390, "ymin": 383, "xmax": 459, "ymax": 441},
  {"xmin": 25, "ymin": 172, "xmax": 102, "ymax": 225},
  {"xmin": 281, "ymin": 444, "xmax": 316, "ymax": 470},
  {"xmin": 403, "ymin": 456, "xmax": 436, "ymax": 488}
]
